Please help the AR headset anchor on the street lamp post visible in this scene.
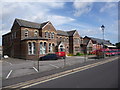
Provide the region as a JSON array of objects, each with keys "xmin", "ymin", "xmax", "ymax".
[{"xmin": 101, "ymin": 25, "xmax": 105, "ymax": 58}]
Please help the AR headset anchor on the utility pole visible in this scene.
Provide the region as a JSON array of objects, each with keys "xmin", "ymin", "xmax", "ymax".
[{"xmin": 101, "ymin": 25, "xmax": 105, "ymax": 58}]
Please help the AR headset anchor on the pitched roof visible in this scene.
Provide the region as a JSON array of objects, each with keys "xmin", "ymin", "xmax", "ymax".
[
  {"xmin": 83, "ymin": 39, "xmax": 90, "ymax": 45},
  {"xmin": 67, "ymin": 30, "xmax": 76, "ymax": 36},
  {"xmin": 57, "ymin": 30, "xmax": 69, "ymax": 36},
  {"xmin": 15, "ymin": 18, "xmax": 49, "ymax": 29},
  {"xmin": 84, "ymin": 36, "xmax": 112, "ymax": 45}
]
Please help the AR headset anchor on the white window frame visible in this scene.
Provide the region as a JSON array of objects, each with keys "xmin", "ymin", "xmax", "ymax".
[
  {"xmin": 40, "ymin": 42, "xmax": 46, "ymax": 54},
  {"xmin": 25, "ymin": 30, "xmax": 28, "ymax": 37},
  {"xmin": 45, "ymin": 32, "xmax": 48, "ymax": 38},
  {"xmin": 28, "ymin": 42, "xmax": 35, "ymax": 55},
  {"xmin": 34, "ymin": 31, "xmax": 38, "ymax": 37}
]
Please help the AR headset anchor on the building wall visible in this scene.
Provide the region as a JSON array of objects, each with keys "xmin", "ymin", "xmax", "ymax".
[
  {"xmin": 72, "ymin": 31, "xmax": 81, "ymax": 55},
  {"xmin": 57, "ymin": 35, "xmax": 69, "ymax": 54},
  {"xmin": 11, "ymin": 20, "xmax": 21, "ymax": 58},
  {"xmin": 2, "ymin": 20, "xmax": 84, "ymax": 60},
  {"xmin": 21, "ymin": 27, "xmax": 39, "ymax": 40},
  {"xmin": 2, "ymin": 33, "xmax": 12, "ymax": 57}
]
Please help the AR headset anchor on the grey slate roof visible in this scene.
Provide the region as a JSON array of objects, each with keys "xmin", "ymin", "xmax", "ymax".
[
  {"xmin": 83, "ymin": 39, "xmax": 90, "ymax": 45},
  {"xmin": 67, "ymin": 30, "xmax": 76, "ymax": 36},
  {"xmin": 21, "ymin": 37, "xmax": 48, "ymax": 41},
  {"xmin": 57, "ymin": 30, "xmax": 69, "ymax": 36},
  {"xmin": 15, "ymin": 18, "xmax": 48, "ymax": 29},
  {"xmin": 85, "ymin": 36, "xmax": 112, "ymax": 45}
]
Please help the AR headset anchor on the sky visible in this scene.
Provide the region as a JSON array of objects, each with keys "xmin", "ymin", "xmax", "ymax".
[{"xmin": 0, "ymin": 0, "xmax": 119, "ymax": 46}]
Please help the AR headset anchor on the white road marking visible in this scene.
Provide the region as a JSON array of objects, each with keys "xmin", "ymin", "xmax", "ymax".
[
  {"xmin": 4, "ymin": 61, "xmax": 13, "ymax": 66},
  {"xmin": 49, "ymin": 64, "xmax": 59, "ymax": 68},
  {"xmin": 33, "ymin": 67, "xmax": 38, "ymax": 72},
  {"xmin": 6, "ymin": 70, "xmax": 13, "ymax": 79},
  {"xmin": 3, "ymin": 57, "xmax": 118, "ymax": 89}
]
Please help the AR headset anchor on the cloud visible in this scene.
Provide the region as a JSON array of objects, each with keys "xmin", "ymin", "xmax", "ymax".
[
  {"xmin": 100, "ymin": 2, "xmax": 116, "ymax": 13},
  {"xmin": 1, "ymin": 2, "xmax": 75, "ymax": 38},
  {"xmin": 73, "ymin": 1, "xmax": 93, "ymax": 16},
  {"xmin": 1, "ymin": 0, "xmax": 119, "ymax": 2}
]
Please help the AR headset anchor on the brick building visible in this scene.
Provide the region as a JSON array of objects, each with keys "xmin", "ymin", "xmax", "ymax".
[
  {"xmin": 82, "ymin": 36, "xmax": 114, "ymax": 54},
  {"xmin": 2, "ymin": 18, "xmax": 83, "ymax": 60}
]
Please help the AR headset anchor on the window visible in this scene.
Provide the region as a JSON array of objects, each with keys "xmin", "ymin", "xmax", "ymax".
[
  {"xmin": 75, "ymin": 47, "xmax": 80, "ymax": 51},
  {"xmin": 52, "ymin": 43, "xmax": 55, "ymax": 52},
  {"xmin": 49, "ymin": 43, "xmax": 51, "ymax": 52},
  {"xmin": 34, "ymin": 31, "xmax": 38, "ymax": 37},
  {"xmin": 32, "ymin": 42, "xmax": 36, "ymax": 54},
  {"xmin": 66, "ymin": 38, "xmax": 69, "ymax": 42},
  {"xmin": 25, "ymin": 30, "xmax": 28, "ymax": 37},
  {"xmin": 28, "ymin": 42, "xmax": 32, "ymax": 55},
  {"xmin": 44, "ymin": 42, "xmax": 47, "ymax": 54},
  {"xmin": 51, "ymin": 32, "xmax": 54, "ymax": 39},
  {"xmin": 49, "ymin": 43, "xmax": 52, "ymax": 52},
  {"xmin": 28, "ymin": 42, "xmax": 35, "ymax": 55},
  {"xmin": 40, "ymin": 42, "xmax": 43, "ymax": 54},
  {"xmin": 40, "ymin": 42, "xmax": 46, "ymax": 54},
  {"xmin": 74, "ymin": 38, "xmax": 79, "ymax": 44},
  {"xmin": 60, "ymin": 45, "xmax": 64, "ymax": 52},
  {"xmin": 45, "ymin": 32, "xmax": 48, "ymax": 38},
  {"xmin": 48, "ymin": 32, "xmax": 51, "ymax": 38},
  {"xmin": 60, "ymin": 37, "xmax": 62, "ymax": 41}
]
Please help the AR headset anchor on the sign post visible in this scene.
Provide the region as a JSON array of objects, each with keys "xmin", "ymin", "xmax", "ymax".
[
  {"xmin": 38, "ymin": 50, "xmax": 39, "ymax": 71},
  {"xmin": 64, "ymin": 56, "xmax": 66, "ymax": 67}
]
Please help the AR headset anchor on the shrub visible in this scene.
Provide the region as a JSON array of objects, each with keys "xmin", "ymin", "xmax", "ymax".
[
  {"xmin": 67, "ymin": 54, "xmax": 74, "ymax": 56},
  {"xmin": 76, "ymin": 53, "xmax": 84, "ymax": 56}
]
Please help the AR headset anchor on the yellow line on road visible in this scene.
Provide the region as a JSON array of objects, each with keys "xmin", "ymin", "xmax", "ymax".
[{"xmin": 3, "ymin": 57, "xmax": 118, "ymax": 89}]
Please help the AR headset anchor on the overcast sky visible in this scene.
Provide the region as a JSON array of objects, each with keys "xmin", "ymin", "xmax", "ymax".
[{"xmin": 0, "ymin": 0, "xmax": 119, "ymax": 45}]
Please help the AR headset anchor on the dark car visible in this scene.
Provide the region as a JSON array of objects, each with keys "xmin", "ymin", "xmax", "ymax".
[{"xmin": 39, "ymin": 54, "xmax": 60, "ymax": 60}]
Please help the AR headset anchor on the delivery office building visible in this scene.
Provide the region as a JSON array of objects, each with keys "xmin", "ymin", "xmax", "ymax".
[{"xmin": 2, "ymin": 18, "xmax": 83, "ymax": 60}]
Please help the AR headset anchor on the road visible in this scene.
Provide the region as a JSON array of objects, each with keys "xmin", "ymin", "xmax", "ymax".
[
  {"xmin": 28, "ymin": 58, "xmax": 118, "ymax": 88},
  {"xmin": 2, "ymin": 56, "xmax": 119, "ymax": 89}
]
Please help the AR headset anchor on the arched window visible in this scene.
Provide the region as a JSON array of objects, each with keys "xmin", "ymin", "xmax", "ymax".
[
  {"xmin": 40, "ymin": 42, "xmax": 43, "ymax": 54},
  {"xmin": 60, "ymin": 37, "xmax": 62, "ymax": 41},
  {"xmin": 60, "ymin": 45, "xmax": 64, "ymax": 52},
  {"xmin": 28, "ymin": 42, "xmax": 32, "ymax": 55},
  {"xmin": 51, "ymin": 32, "xmax": 54, "ymax": 39},
  {"xmin": 40, "ymin": 42, "xmax": 46, "ymax": 54},
  {"xmin": 25, "ymin": 30, "xmax": 28, "ymax": 37},
  {"xmin": 34, "ymin": 31, "xmax": 38, "ymax": 37},
  {"xmin": 32, "ymin": 42, "xmax": 36, "ymax": 54},
  {"xmin": 49, "ymin": 43, "xmax": 51, "ymax": 52},
  {"xmin": 52, "ymin": 43, "xmax": 55, "ymax": 52},
  {"xmin": 44, "ymin": 42, "xmax": 47, "ymax": 54},
  {"xmin": 28, "ymin": 42, "xmax": 35, "ymax": 55},
  {"xmin": 45, "ymin": 32, "xmax": 48, "ymax": 38},
  {"xmin": 48, "ymin": 32, "xmax": 51, "ymax": 38}
]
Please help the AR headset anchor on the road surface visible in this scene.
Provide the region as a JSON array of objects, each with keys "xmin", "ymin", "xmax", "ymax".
[{"xmin": 29, "ymin": 58, "xmax": 118, "ymax": 88}]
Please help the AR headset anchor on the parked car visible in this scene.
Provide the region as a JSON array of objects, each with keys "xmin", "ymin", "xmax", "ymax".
[
  {"xmin": 39, "ymin": 53, "xmax": 60, "ymax": 60},
  {"xmin": 55, "ymin": 52, "xmax": 66, "ymax": 59}
]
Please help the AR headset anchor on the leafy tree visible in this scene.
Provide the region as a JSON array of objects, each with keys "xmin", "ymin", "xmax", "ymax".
[{"xmin": 115, "ymin": 42, "xmax": 120, "ymax": 49}]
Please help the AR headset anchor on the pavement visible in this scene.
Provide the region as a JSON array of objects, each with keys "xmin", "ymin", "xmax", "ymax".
[
  {"xmin": 0, "ymin": 55, "xmax": 117, "ymax": 80},
  {"xmin": 2, "ymin": 56, "xmax": 119, "ymax": 89},
  {"xmin": 1, "ymin": 56, "xmax": 95, "ymax": 79}
]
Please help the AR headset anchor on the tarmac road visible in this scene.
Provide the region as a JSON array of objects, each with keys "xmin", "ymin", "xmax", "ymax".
[{"xmin": 29, "ymin": 57, "xmax": 119, "ymax": 88}]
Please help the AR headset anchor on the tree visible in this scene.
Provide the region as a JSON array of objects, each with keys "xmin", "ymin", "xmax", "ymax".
[{"xmin": 115, "ymin": 42, "xmax": 120, "ymax": 49}]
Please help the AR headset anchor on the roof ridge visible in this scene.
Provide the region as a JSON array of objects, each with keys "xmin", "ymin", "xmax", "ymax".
[{"xmin": 15, "ymin": 18, "xmax": 49, "ymax": 29}]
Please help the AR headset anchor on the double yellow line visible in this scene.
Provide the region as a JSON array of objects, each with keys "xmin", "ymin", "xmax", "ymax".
[{"xmin": 3, "ymin": 57, "xmax": 118, "ymax": 89}]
